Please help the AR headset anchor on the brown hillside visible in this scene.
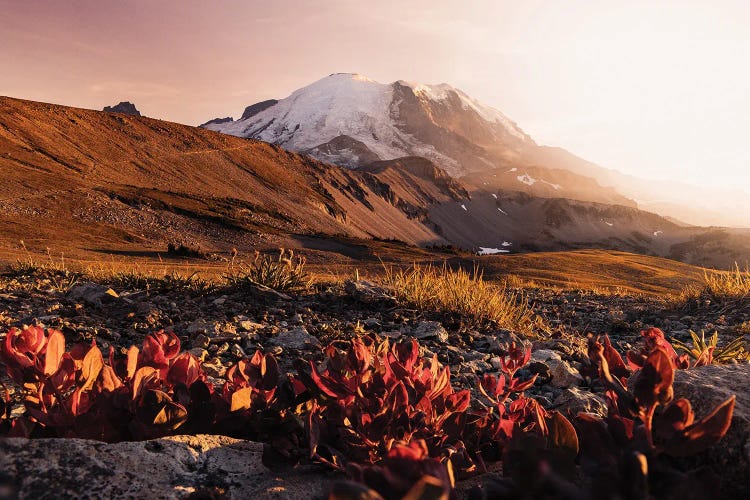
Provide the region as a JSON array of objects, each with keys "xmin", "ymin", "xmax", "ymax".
[{"xmin": 0, "ymin": 97, "xmax": 448, "ymax": 260}]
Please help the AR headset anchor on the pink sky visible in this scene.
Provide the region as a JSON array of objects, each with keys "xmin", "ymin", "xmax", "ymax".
[{"xmin": 3, "ymin": 0, "xmax": 750, "ymax": 191}]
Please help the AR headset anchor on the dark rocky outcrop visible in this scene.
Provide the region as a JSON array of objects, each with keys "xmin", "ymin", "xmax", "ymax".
[
  {"xmin": 102, "ymin": 101, "xmax": 141, "ymax": 116},
  {"xmin": 199, "ymin": 116, "xmax": 233, "ymax": 127},
  {"xmin": 241, "ymin": 99, "xmax": 278, "ymax": 120}
]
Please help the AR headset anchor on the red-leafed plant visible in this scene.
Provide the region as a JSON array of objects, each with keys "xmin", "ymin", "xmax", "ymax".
[
  {"xmin": 0, "ymin": 326, "xmax": 287, "ymax": 442},
  {"xmin": 574, "ymin": 333, "xmax": 736, "ymax": 498},
  {"xmin": 294, "ymin": 335, "xmax": 551, "ymax": 498}
]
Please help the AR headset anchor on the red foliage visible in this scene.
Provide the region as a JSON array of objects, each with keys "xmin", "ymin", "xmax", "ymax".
[
  {"xmin": 0, "ymin": 327, "xmax": 284, "ymax": 442},
  {"xmin": 0, "ymin": 324, "xmax": 736, "ymax": 498}
]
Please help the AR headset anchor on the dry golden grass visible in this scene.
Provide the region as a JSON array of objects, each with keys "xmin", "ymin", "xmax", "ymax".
[
  {"xmin": 224, "ymin": 248, "xmax": 311, "ymax": 292},
  {"xmin": 380, "ymin": 263, "xmax": 546, "ymax": 335},
  {"xmin": 678, "ymin": 264, "xmax": 750, "ymax": 307}
]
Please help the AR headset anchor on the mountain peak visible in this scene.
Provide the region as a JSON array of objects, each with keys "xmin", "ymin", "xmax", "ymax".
[{"xmin": 202, "ymin": 74, "xmax": 531, "ymax": 176}]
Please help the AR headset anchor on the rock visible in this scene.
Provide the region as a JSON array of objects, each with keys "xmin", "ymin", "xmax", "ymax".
[
  {"xmin": 187, "ymin": 319, "xmax": 220, "ymax": 336},
  {"xmin": 553, "ymin": 387, "xmax": 607, "ymax": 418},
  {"xmin": 270, "ymin": 326, "xmax": 321, "ymax": 350},
  {"xmin": 213, "ymin": 296, "xmax": 227, "ymax": 306},
  {"xmin": 0, "ymin": 434, "xmax": 329, "ymax": 499},
  {"xmin": 193, "ymin": 333, "xmax": 210, "ymax": 349},
  {"xmin": 230, "ymin": 344, "xmax": 246, "ymax": 358},
  {"xmin": 531, "ymin": 349, "xmax": 562, "ymax": 363},
  {"xmin": 547, "ymin": 359, "xmax": 583, "ymax": 388},
  {"xmin": 672, "ymin": 363, "xmax": 750, "ymax": 496},
  {"xmin": 188, "ymin": 348, "xmax": 209, "ymax": 362},
  {"xmin": 460, "ymin": 359, "xmax": 492, "ymax": 374},
  {"xmin": 489, "ymin": 356, "xmax": 503, "ymax": 370},
  {"xmin": 527, "ymin": 361, "xmax": 552, "ymax": 382},
  {"xmin": 199, "ymin": 116, "xmax": 233, "ymax": 127},
  {"xmin": 241, "ymin": 99, "xmax": 279, "ymax": 120},
  {"xmin": 409, "ymin": 321, "xmax": 449, "ymax": 343},
  {"xmin": 67, "ymin": 284, "xmax": 119, "ymax": 307},
  {"xmin": 363, "ymin": 317, "xmax": 380, "ymax": 327},
  {"xmin": 238, "ymin": 320, "xmax": 264, "ymax": 332},
  {"xmin": 344, "ymin": 280, "xmax": 394, "ymax": 302},
  {"xmin": 187, "ymin": 320, "xmax": 235, "ymax": 337},
  {"xmin": 202, "ymin": 359, "xmax": 226, "ymax": 378},
  {"xmin": 102, "ymin": 101, "xmax": 141, "ymax": 116}
]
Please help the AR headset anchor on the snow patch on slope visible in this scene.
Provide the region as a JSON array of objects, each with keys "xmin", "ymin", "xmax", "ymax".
[
  {"xmin": 516, "ymin": 173, "xmax": 561, "ymax": 190},
  {"xmin": 478, "ymin": 247, "xmax": 510, "ymax": 255}
]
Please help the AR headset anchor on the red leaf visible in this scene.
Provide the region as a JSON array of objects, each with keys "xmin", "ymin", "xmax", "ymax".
[
  {"xmin": 42, "ymin": 329, "xmax": 65, "ymax": 376},
  {"xmin": 80, "ymin": 343, "xmax": 104, "ymax": 391},
  {"xmin": 547, "ymin": 411, "xmax": 579, "ymax": 456},
  {"xmin": 348, "ymin": 338, "xmax": 371, "ymax": 373},
  {"xmin": 126, "ymin": 345, "xmax": 139, "ymax": 379},
  {"xmin": 602, "ymin": 335, "xmax": 629, "ymax": 380},
  {"xmin": 97, "ymin": 365, "xmax": 123, "ymax": 392},
  {"xmin": 633, "ymin": 347, "xmax": 674, "ymax": 411},
  {"xmin": 665, "ymin": 396, "xmax": 735, "ymax": 456},
  {"xmin": 260, "ymin": 353, "xmax": 280, "ymax": 391},
  {"xmin": 132, "ymin": 366, "xmax": 158, "ymax": 400},
  {"xmin": 230, "ymin": 387, "xmax": 253, "ymax": 412},
  {"xmin": 167, "ymin": 352, "xmax": 204, "ymax": 387},
  {"xmin": 308, "ymin": 361, "xmax": 351, "ymax": 400},
  {"xmin": 394, "ymin": 339, "xmax": 419, "ymax": 372},
  {"xmin": 446, "ymin": 390, "xmax": 471, "ymax": 413}
]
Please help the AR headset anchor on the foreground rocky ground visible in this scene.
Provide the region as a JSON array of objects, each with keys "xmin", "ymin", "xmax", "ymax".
[{"xmin": 1, "ymin": 269, "xmax": 748, "ymax": 498}]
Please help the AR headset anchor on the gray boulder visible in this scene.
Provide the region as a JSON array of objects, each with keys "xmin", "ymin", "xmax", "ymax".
[
  {"xmin": 672, "ymin": 363, "xmax": 750, "ymax": 496},
  {"xmin": 0, "ymin": 434, "xmax": 330, "ymax": 499}
]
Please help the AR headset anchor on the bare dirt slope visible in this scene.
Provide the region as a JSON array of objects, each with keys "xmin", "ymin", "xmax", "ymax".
[{"xmin": 0, "ymin": 97, "xmax": 454, "ymax": 260}]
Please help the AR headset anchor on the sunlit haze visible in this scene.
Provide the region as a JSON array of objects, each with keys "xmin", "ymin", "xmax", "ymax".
[{"xmin": 3, "ymin": 0, "xmax": 749, "ymax": 193}]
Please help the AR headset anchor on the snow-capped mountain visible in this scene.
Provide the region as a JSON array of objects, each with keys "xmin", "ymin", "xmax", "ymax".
[{"xmin": 202, "ymin": 73, "xmax": 534, "ymax": 177}]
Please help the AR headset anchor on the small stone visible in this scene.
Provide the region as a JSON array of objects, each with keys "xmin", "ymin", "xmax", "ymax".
[
  {"xmin": 202, "ymin": 360, "xmax": 226, "ymax": 378},
  {"xmin": 215, "ymin": 343, "xmax": 230, "ymax": 356},
  {"xmin": 188, "ymin": 348, "xmax": 209, "ymax": 362},
  {"xmin": 193, "ymin": 334, "xmax": 210, "ymax": 349},
  {"xmin": 531, "ymin": 349, "xmax": 562, "ymax": 363},
  {"xmin": 363, "ymin": 317, "xmax": 380, "ymax": 327},
  {"xmin": 344, "ymin": 280, "xmax": 394, "ymax": 302},
  {"xmin": 238, "ymin": 320, "xmax": 263, "ymax": 332},
  {"xmin": 187, "ymin": 320, "xmax": 220, "ymax": 336},
  {"xmin": 67, "ymin": 284, "xmax": 119, "ymax": 306},
  {"xmin": 409, "ymin": 321, "xmax": 449, "ymax": 343},
  {"xmin": 460, "ymin": 359, "xmax": 492, "ymax": 374},
  {"xmin": 548, "ymin": 359, "xmax": 583, "ymax": 388},
  {"xmin": 489, "ymin": 356, "xmax": 503, "ymax": 370},
  {"xmin": 230, "ymin": 344, "xmax": 246, "ymax": 359},
  {"xmin": 269, "ymin": 326, "xmax": 321, "ymax": 350},
  {"xmin": 212, "ymin": 297, "xmax": 227, "ymax": 306},
  {"xmin": 553, "ymin": 387, "xmax": 607, "ymax": 418},
  {"xmin": 528, "ymin": 361, "xmax": 552, "ymax": 382}
]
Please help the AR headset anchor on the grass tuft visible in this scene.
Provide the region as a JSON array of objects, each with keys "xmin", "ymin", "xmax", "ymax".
[
  {"xmin": 225, "ymin": 248, "xmax": 311, "ymax": 293},
  {"xmin": 678, "ymin": 264, "xmax": 750, "ymax": 308},
  {"xmin": 379, "ymin": 263, "xmax": 545, "ymax": 334}
]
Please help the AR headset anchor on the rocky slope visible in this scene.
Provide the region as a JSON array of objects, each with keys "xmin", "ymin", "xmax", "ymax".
[{"xmin": 1, "ymin": 268, "xmax": 748, "ymax": 497}]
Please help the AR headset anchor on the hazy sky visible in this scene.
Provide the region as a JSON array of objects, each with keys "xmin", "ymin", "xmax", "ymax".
[{"xmin": 3, "ymin": 0, "xmax": 749, "ymax": 190}]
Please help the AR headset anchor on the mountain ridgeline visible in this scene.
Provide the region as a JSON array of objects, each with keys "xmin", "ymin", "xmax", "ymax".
[{"xmin": 2, "ymin": 92, "xmax": 750, "ymax": 269}]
